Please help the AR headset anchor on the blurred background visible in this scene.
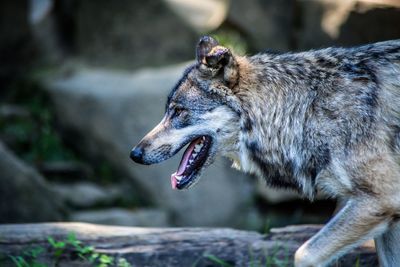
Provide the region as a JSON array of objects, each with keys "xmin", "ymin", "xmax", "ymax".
[{"xmin": 0, "ymin": 0, "xmax": 399, "ymax": 232}]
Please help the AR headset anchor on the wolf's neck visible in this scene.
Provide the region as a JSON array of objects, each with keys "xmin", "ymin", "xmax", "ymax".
[{"xmin": 234, "ymin": 55, "xmax": 318, "ymax": 198}]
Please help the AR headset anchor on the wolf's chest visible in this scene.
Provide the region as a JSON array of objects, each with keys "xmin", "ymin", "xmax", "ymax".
[{"xmin": 238, "ymin": 133, "xmax": 302, "ymax": 189}]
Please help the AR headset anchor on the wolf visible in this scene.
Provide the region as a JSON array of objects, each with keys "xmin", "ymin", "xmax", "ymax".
[{"xmin": 130, "ymin": 36, "xmax": 400, "ymax": 266}]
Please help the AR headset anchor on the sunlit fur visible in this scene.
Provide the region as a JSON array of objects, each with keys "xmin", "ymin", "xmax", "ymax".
[{"xmin": 132, "ymin": 36, "xmax": 400, "ymax": 266}]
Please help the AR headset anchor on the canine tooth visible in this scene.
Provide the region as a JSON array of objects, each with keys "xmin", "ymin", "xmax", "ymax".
[
  {"xmin": 176, "ymin": 175, "xmax": 183, "ymax": 181},
  {"xmin": 202, "ymin": 136, "xmax": 205, "ymax": 140}
]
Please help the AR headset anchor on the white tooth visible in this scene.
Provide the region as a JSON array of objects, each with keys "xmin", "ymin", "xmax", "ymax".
[
  {"xmin": 192, "ymin": 152, "xmax": 197, "ymax": 158},
  {"xmin": 176, "ymin": 175, "xmax": 183, "ymax": 181},
  {"xmin": 194, "ymin": 146, "xmax": 201, "ymax": 153},
  {"xmin": 189, "ymin": 159, "xmax": 193, "ymax": 164},
  {"xmin": 202, "ymin": 136, "xmax": 205, "ymax": 140}
]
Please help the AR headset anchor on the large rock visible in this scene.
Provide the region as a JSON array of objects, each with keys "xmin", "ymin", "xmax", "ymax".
[
  {"xmin": 42, "ymin": 64, "xmax": 254, "ymax": 227},
  {"xmin": 0, "ymin": 141, "xmax": 66, "ymax": 222},
  {"xmin": 164, "ymin": 0, "xmax": 229, "ymax": 32},
  {"xmin": 296, "ymin": 0, "xmax": 400, "ymax": 50},
  {"xmin": 227, "ymin": 0, "xmax": 294, "ymax": 52},
  {"xmin": 51, "ymin": 182, "xmax": 123, "ymax": 208},
  {"xmin": 0, "ymin": 223, "xmax": 378, "ymax": 266},
  {"xmin": 60, "ymin": 0, "xmax": 198, "ymax": 69},
  {"xmin": 70, "ymin": 208, "xmax": 169, "ymax": 227}
]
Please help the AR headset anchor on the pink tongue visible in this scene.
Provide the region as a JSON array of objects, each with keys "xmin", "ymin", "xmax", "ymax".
[
  {"xmin": 176, "ymin": 138, "xmax": 200, "ymax": 175},
  {"xmin": 170, "ymin": 138, "xmax": 202, "ymax": 189},
  {"xmin": 171, "ymin": 174, "xmax": 178, "ymax": 189}
]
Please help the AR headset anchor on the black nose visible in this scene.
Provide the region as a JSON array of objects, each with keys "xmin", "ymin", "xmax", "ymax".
[{"xmin": 130, "ymin": 146, "xmax": 144, "ymax": 164}]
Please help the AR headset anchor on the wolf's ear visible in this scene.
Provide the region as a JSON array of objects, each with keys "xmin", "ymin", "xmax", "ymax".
[
  {"xmin": 196, "ymin": 36, "xmax": 230, "ymax": 69},
  {"xmin": 196, "ymin": 36, "xmax": 219, "ymax": 64},
  {"xmin": 196, "ymin": 36, "xmax": 239, "ymax": 88}
]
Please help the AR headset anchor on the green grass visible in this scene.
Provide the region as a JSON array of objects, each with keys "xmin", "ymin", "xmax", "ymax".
[
  {"xmin": 6, "ymin": 235, "xmax": 363, "ymax": 267},
  {"xmin": 7, "ymin": 233, "xmax": 132, "ymax": 267},
  {"xmin": 198, "ymin": 242, "xmax": 292, "ymax": 267}
]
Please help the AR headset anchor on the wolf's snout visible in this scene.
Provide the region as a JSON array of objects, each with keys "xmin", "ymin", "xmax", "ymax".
[{"xmin": 130, "ymin": 145, "xmax": 145, "ymax": 164}]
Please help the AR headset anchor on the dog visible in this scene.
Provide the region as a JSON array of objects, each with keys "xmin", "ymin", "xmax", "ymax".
[{"xmin": 130, "ymin": 36, "xmax": 400, "ymax": 267}]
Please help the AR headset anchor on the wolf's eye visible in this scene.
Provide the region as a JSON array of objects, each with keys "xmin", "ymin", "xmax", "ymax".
[{"xmin": 174, "ymin": 107, "xmax": 186, "ymax": 117}]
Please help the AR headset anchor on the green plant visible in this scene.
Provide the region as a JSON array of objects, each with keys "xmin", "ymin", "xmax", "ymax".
[
  {"xmin": 8, "ymin": 233, "xmax": 132, "ymax": 267},
  {"xmin": 211, "ymin": 30, "xmax": 248, "ymax": 55},
  {"xmin": 0, "ymin": 82, "xmax": 77, "ymax": 164},
  {"xmin": 263, "ymin": 243, "xmax": 291, "ymax": 267},
  {"xmin": 203, "ymin": 253, "xmax": 233, "ymax": 267},
  {"xmin": 354, "ymin": 257, "xmax": 360, "ymax": 267},
  {"xmin": 9, "ymin": 247, "xmax": 46, "ymax": 267},
  {"xmin": 263, "ymin": 219, "xmax": 272, "ymax": 234}
]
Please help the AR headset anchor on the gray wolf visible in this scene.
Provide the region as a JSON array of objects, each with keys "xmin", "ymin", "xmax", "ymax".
[{"xmin": 130, "ymin": 36, "xmax": 400, "ymax": 266}]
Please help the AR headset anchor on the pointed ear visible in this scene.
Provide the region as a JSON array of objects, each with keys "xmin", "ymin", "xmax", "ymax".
[
  {"xmin": 196, "ymin": 36, "xmax": 239, "ymax": 88},
  {"xmin": 196, "ymin": 36, "xmax": 230, "ymax": 69},
  {"xmin": 196, "ymin": 36, "xmax": 219, "ymax": 64}
]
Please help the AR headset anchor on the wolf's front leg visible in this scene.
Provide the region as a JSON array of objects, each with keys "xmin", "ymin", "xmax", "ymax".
[{"xmin": 294, "ymin": 197, "xmax": 390, "ymax": 267}]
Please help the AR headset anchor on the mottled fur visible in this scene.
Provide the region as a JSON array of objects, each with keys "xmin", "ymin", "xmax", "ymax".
[{"xmin": 131, "ymin": 36, "xmax": 400, "ymax": 266}]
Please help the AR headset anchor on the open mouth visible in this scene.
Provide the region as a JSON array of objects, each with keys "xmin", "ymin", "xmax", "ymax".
[{"xmin": 171, "ymin": 135, "xmax": 212, "ymax": 190}]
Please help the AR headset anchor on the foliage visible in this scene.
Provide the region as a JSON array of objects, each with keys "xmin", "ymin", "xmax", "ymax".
[
  {"xmin": 0, "ymin": 78, "xmax": 131, "ymax": 186},
  {"xmin": 203, "ymin": 254, "xmax": 234, "ymax": 267},
  {"xmin": 8, "ymin": 233, "xmax": 131, "ymax": 267},
  {"xmin": 211, "ymin": 29, "xmax": 248, "ymax": 55},
  {"xmin": 5, "ymin": 234, "xmax": 362, "ymax": 267},
  {"xmin": 9, "ymin": 247, "xmax": 46, "ymax": 267},
  {"xmin": 201, "ymin": 245, "xmax": 292, "ymax": 267},
  {"xmin": 0, "ymin": 80, "xmax": 76, "ymax": 164}
]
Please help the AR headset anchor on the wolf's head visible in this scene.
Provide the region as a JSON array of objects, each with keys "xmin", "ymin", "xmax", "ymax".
[{"xmin": 130, "ymin": 36, "xmax": 245, "ymax": 190}]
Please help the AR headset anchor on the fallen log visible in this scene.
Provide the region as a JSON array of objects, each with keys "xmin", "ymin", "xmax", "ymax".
[{"xmin": 0, "ymin": 223, "xmax": 377, "ymax": 266}]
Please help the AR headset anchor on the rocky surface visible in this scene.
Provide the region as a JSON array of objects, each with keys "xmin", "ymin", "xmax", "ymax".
[
  {"xmin": 0, "ymin": 223, "xmax": 378, "ymax": 267},
  {"xmin": 227, "ymin": 0, "xmax": 294, "ymax": 52},
  {"xmin": 70, "ymin": 208, "xmax": 169, "ymax": 227},
  {"xmin": 65, "ymin": 0, "xmax": 198, "ymax": 69},
  {"xmin": 296, "ymin": 0, "xmax": 400, "ymax": 50},
  {"xmin": 0, "ymin": 141, "xmax": 66, "ymax": 223},
  {"xmin": 51, "ymin": 182, "xmax": 123, "ymax": 208},
  {"xmin": 165, "ymin": 0, "xmax": 229, "ymax": 32},
  {"xmin": 42, "ymin": 64, "xmax": 255, "ymax": 227}
]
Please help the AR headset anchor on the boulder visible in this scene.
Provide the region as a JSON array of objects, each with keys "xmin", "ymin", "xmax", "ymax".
[
  {"xmin": 42, "ymin": 63, "xmax": 255, "ymax": 227},
  {"xmin": 0, "ymin": 223, "xmax": 378, "ymax": 266},
  {"xmin": 51, "ymin": 182, "xmax": 123, "ymax": 208},
  {"xmin": 0, "ymin": 141, "xmax": 66, "ymax": 223},
  {"xmin": 296, "ymin": 0, "xmax": 400, "ymax": 50},
  {"xmin": 59, "ymin": 0, "xmax": 199, "ymax": 69},
  {"xmin": 70, "ymin": 208, "xmax": 169, "ymax": 227},
  {"xmin": 226, "ymin": 0, "xmax": 294, "ymax": 52},
  {"xmin": 164, "ymin": 0, "xmax": 229, "ymax": 32}
]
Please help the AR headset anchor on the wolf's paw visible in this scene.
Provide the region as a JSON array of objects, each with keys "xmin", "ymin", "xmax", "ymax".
[{"xmin": 294, "ymin": 243, "xmax": 324, "ymax": 267}]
